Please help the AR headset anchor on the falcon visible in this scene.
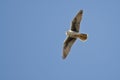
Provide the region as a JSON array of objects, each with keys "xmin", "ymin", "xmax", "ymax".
[{"xmin": 63, "ymin": 10, "xmax": 88, "ymax": 59}]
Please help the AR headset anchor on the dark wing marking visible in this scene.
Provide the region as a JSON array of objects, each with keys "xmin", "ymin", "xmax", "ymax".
[
  {"xmin": 71, "ymin": 10, "xmax": 83, "ymax": 32},
  {"xmin": 63, "ymin": 37, "xmax": 76, "ymax": 59}
]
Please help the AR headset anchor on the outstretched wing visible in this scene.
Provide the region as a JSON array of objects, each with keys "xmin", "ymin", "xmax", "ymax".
[
  {"xmin": 71, "ymin": 10, "xmax": 83, "ymax": 32},
  {"xmin": 63, "ymin": 37, "xmax": 76, "ymax": 59}
]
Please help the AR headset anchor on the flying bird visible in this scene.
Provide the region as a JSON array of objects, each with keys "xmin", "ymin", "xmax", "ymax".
[{"xmin": 62, "ymin": 10, "xmax": 88, "ymax": 59}]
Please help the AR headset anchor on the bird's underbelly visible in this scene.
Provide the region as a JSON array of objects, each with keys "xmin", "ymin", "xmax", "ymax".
[{"xmin": 66, "ymin": 30, "xmax": 80, "ymax": 38}]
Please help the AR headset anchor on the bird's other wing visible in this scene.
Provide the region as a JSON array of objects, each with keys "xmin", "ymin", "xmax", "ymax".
[
  {"xmin": 71, "ymin": 10, "xmax": 83, "ymax": 32},
  {"xmin": 63, "ymin": 37, "xmax": 76, "ymax": 59}
]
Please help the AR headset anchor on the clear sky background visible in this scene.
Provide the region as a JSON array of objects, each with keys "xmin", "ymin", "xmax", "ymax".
[{"xmin": 1, "ymin": 0, "xmax": 120, "ymax": 80}]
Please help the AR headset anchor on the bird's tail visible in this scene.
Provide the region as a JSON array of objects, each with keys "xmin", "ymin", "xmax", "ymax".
[{"xmin": 78, "ymin": 33, "xmax": 88, "ymax": 41}]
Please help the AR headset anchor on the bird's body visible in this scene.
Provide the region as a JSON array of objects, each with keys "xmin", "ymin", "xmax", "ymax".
[
  {"xmin": 62, "ymin": 10, "xmax": 88, "ymax": 59},
  {"xmin": 66, "ymin": 30, "xmax": 87, "ymax": 41},
  {"xmin": 66, "ymin": 30, "xmax": 80, "ymax": 38}
]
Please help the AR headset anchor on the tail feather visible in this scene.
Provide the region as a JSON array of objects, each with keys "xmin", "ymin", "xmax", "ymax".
[{"xmin": 78, "ymin": 33, "xmax": 88, "ymax": 41}]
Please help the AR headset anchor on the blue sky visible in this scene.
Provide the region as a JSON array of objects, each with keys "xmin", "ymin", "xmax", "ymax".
[{"xmin": 1, "ymin": 0, "xmax": 120, "ymax": 80}]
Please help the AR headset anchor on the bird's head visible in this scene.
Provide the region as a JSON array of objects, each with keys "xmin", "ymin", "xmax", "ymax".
[{"xmin": 66, "ymin": 30, "xmax": 71, "ymax": 36}]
